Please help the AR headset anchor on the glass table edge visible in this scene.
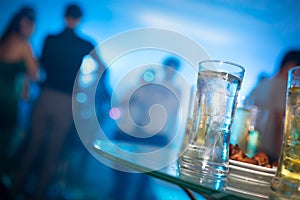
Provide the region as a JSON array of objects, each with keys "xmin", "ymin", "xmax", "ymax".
[{"xmin": 92, "ymin": 140, "xmax": 264, "ymax": 200}]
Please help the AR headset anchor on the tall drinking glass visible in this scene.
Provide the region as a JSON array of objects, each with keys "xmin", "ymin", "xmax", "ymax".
[
  {"xmin": 179, "ymin": 60, "xmax": 245, "ymax": 186},
  {"xmin": 271, "ymin": 66, "xmax": 300, "ymax": 199},
  {"xmin": 230, "ymin": 96, "xmax": 252, "ymax": 152}
]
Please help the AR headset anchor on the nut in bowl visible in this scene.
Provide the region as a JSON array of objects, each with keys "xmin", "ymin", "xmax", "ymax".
[
  {"xmin": 229, "ymin": 143, "xmax": 277, "ymax": 168},
  {"xmin": 228, "ymin": 144, "xmax": 277, "ymax": 185}
]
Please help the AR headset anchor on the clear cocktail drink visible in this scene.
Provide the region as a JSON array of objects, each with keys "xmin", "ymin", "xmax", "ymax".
[{"xmin": 179, "ymin": 61, "xmax": 244, "ymax": 185}]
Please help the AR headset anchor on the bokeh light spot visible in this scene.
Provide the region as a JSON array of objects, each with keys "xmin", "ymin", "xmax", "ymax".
[
  {"xmin": 80, "ymin": 56, "xmax": 98, "ymax": 75},
  {"xmin": 76, "ymin": 92, "xmax": 88, "ymax": 103},
  {"xmin": 143, "ymin": 70, "xmax": 155, "ymax": 82},
  {"xmin": 109, "ymin": 107, "xmax": 121, "ymax": 119}
]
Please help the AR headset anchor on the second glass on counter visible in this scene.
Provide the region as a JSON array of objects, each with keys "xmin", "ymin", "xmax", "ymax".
[
  {"xmin": 271, "ymin": 66, "xmax": 300, "ymax": 199},
  {"xmin": 230, "ymin": 96, "xmax": 252, "ymax": 152},
  {"xmin": 179, "ymin": 60, "xmax": 245, "ymax": 187},
  {"xmin": 230, "ymin": 98, "xmax": 269, "ymax": 158}
]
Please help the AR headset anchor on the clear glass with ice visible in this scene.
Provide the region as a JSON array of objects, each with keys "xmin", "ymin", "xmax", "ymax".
[{"xmin": 179, "ymin": 60, "xmax": 245, "ymax": 186}]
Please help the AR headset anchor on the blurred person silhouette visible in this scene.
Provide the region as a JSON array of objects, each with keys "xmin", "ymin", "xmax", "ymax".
[
  {"xmin": 256, "ymin": 72, "xmax": 269, "ymax": 86},
  {"xmin": 12, "ymin": 4, "xmax": 105, "ymax": 199},
  {"xmin": 109, "ymin": 57, "xmax": 183, "ymax": 200},
  {"xmin": 0, "ymin": 6, "xmax": 39, "ymax": 182},
  {"xmin": 116, "ymin": 57, "xmax": 182, "ymax": 147},
  {"xmin": 160, "ymin": 57, "xmax": 184, "ymax": 148},
  {"xmin": 247, "ymin": 50, "xmax": 300, "ymax": 163}
]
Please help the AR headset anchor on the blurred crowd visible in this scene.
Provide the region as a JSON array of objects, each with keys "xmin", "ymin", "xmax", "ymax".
[{"xmin": 0, "ymin": 3, "xmax": 191, "ymax": 200}]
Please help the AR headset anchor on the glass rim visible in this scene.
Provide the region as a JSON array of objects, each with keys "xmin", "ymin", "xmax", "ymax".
[
  {"xmin": 199, "ymin": 59, "xmax": 245, "ymax": 72},
  {"xmin": 289, "ymin": 66, "xmax": 300, "ymax": 78}
]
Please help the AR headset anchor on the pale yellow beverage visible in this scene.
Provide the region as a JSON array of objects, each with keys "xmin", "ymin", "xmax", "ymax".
[{"xmin": 271, "ymin": 87, "xmax": 300, "ymax": 195}]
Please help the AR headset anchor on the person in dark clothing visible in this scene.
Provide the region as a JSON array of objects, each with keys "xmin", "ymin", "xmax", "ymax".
[
  {"xmin": 0, "ymin": 6, "xmax": 39, "ymax": 199},
  {"xmin": 12, "ymin": 4, "xmax": 104, "ymax": 199},
  {"xmin": 40, "ymin": 16, "xmax": 94, "ymax": 93}
]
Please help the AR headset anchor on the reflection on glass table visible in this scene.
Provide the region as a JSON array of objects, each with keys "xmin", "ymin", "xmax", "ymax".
[{"xmin": 93, "ymin": 140, "xmax": 276, "ymax": 200}]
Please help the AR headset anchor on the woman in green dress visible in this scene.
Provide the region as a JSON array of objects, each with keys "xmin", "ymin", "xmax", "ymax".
[{"xmin": 0, "ymin": 7, "xmax": 39, "ymax": 175}]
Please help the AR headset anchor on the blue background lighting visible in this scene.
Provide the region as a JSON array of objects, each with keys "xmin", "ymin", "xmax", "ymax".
[
  {"xmin": 2, "ymin": 1, "xmax": 300, "ymax": 199},
  {"xmin": 1, "ymin": 0, "xmax": 300, "ymax": 95}
]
